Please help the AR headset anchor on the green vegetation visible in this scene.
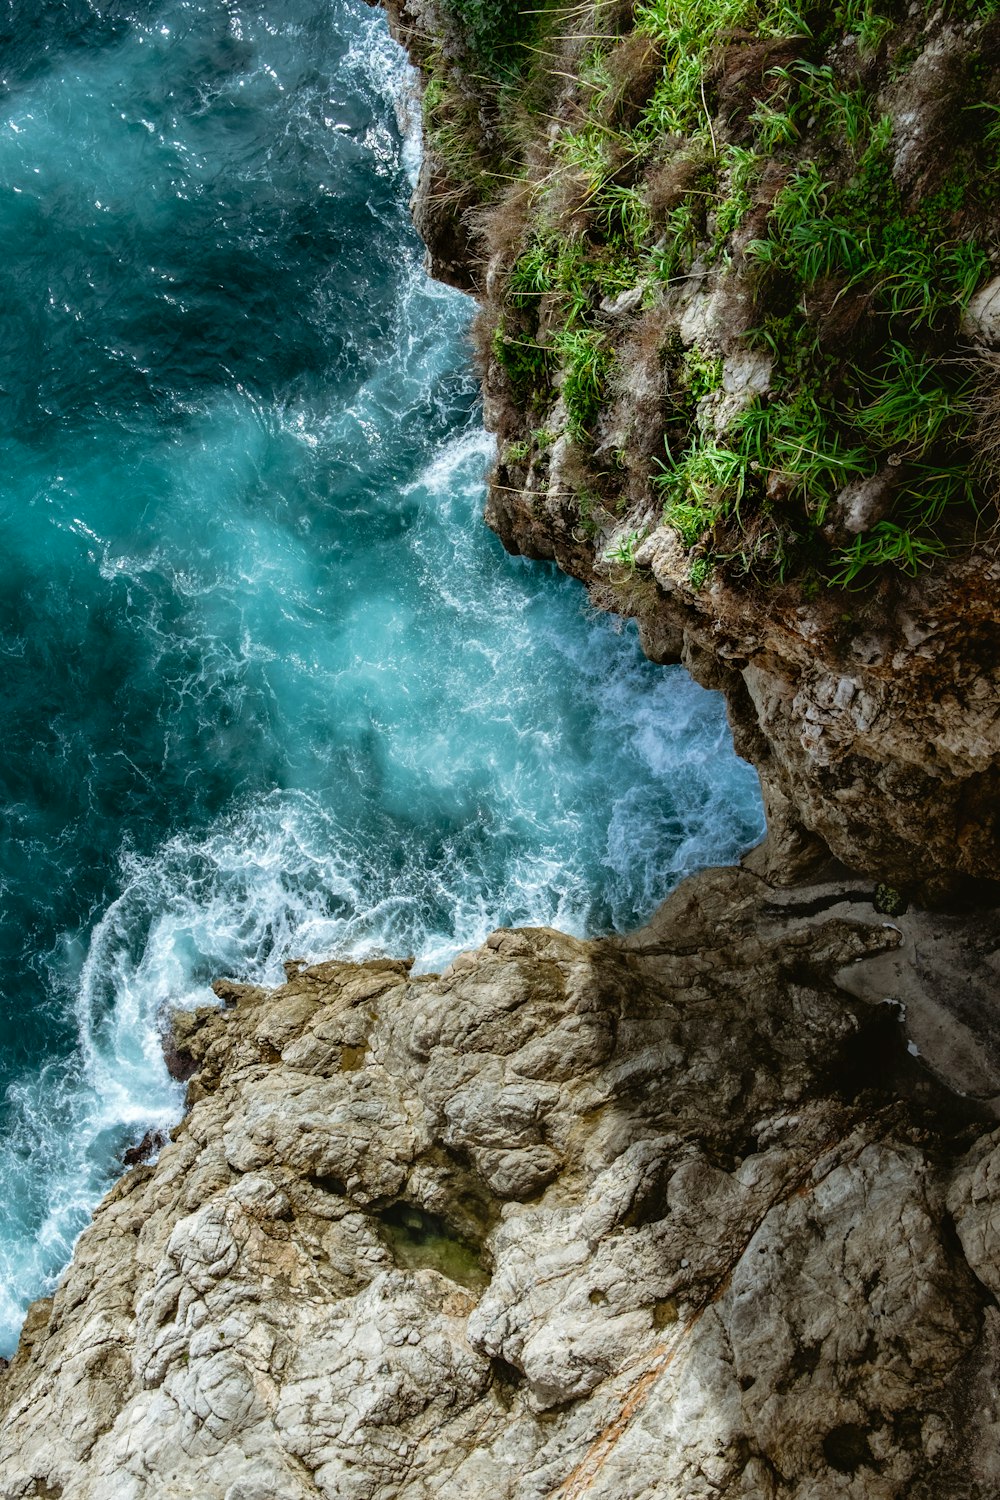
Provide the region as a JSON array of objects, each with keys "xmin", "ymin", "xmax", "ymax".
[
  {"xmin": 604, "ymin": 529, "xmax": 643, "ymax": 569},
  {"xmin": 634, "ymin": 0, "xmax": 814, "ymax": 136},
  {"xmin": 829, "ymin": 523, "xmax": 949, "ymax": 585},
  {"xmin": 439, "ymin": 0, "xmax": 542, "ymax": 77},
  {"xmin": 553, "ymin": 329, "xmax": 614, "ymax": 440},
  {"xmin": 836, "ymin": 2, "xmax": 894, "ymax": 56},
  {"xmin": 713, "ymin": 145, "xmax": 760, "ymax": 241},
  {"xmin": 852, "ymin": 346, "xmax": 974, "ymax": 457},
  {"xmin": 491, "ymin": 320, "xmax": 551, "ymax": 404},
  {"xmin": 425, "ymin": 0, "xmax": 998, "ymax": 589}
]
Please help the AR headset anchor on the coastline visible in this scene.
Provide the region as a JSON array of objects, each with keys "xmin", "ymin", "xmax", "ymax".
[{"xmin": 4, "ymin": 1, "xmax": 1000, "ymax": 1494}]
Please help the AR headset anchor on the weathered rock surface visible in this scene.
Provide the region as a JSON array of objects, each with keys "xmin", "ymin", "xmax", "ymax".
[{"xmin": 3, "ymin": 866, "xmax": 999, "ymax": 1499}]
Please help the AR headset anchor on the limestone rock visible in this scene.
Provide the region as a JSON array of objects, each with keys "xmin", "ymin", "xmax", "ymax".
[{"xmin": 2, "ymin": 867, "xmax": 999, "ymax": 1498}]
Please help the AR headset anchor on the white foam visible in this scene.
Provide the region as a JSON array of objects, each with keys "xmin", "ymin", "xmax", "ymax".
[{"xmin": 0, "ymin": 0, "xmax": 765, "ymax": 1359}]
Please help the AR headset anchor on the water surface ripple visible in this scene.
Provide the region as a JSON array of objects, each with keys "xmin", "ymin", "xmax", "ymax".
[{"xmin": 0, "ymin": 0, "xmax": 763, "ymax": 1351}]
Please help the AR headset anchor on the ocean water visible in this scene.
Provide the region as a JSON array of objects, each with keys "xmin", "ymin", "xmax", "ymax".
[{"xmin": 0, "ymin": 0, "xmax": 763, "ymax": 1353}]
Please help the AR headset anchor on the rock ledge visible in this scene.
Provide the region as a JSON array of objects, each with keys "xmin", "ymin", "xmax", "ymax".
[{"xmin": 3, "ymin": 866, "xmax": 1000, "ymax": 1499}]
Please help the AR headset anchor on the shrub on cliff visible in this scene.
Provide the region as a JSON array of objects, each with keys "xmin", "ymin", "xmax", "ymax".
[{"xmin": 439, "ymin": 0, "xmax": 528, "ymax": 75}]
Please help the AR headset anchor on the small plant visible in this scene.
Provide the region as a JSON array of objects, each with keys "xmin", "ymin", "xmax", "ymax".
[
  {"xmin": 655, "ymin": 440, "xmax": 747, "ymax": 543},
  {"xmin": 716, "ymin": 526, "xmax": 795, "ymax": 583},
  {"xmin": 491, "ymin": 321, "xmax": 552, "ymax": 402},
  {"xmin": 873, "ymin": 882, "xmax": 908, "ymax": 915},
  {"xmin": 749, "ymin": 97, "xmax": 799, "ymax": 152},
  {"xmin": 595, "ymin": 184, "xmax": 652, "ymax": 250},
  {"xmin": 734, "ymin": 393, "xmax": 870, "ymax": 520},
  {"xmin": 830, "ymin": 522, "xmax": 948, "ymax": 585},
  {"xmin": 508, "ymin": 241, "xmax": 554, "ymax": 306},
  {"xmin": 753, "ymin": 162, "xmax": 863, "ymax": 285},
  {"xmin": 663, "ymin": 499, "xmax": 719, "ymax": 547},
  {"xmin": 557, "ymin": 122, "xmax": 617, "ymax": 200},
  {"xmin": 714, "ymin": 145, "xmax": 760, "ymax": 240},
  {"xmin": 896, "ymin": 464, "xmax": 977, "ymax": 527},
  {"xmin": 553, "ymin": 328, "xmax": 613, "ymax": 441},
  {"xmin": 421, "ymin": 76, "xmax": 446, "ymax": 124},
  {"xmin": 604, "ymin": 529, "xmax": 643, "ymax": 570},
  {"xmin": 769, "ymin": 61, "xmax": 873, "ymax": 154},
  {"xmin": 833, "ymin": 0, "xmax": 894, "ymax": 54},
  {"xmin": 682, "ymin": 346, "xmax": 724, "ymax": 403},
  {"xmin": 440, "ymin": 0, "xmax": 531, "ymax": 78},
  {"xmin": 650, "ymin": 198, "xmax": 702, "ymax": 280},
  {"xmin": 852, "ymin": 345, "xmax": 974, "ymax": 457},
  {"xmin": 507, "ymin": 235, "xmax": 595, "ymax": 326},
  {"xmin": 504, "ymin": 439, "xmax": 530, "ymax": 464},
  {"xmin": 577, "ymin": 491, "xmax": 601, "ymax": 538}
]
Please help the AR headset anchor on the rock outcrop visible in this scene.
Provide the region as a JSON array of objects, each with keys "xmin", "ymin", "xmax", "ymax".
[
  {"xmin": 3, "ymin": 867, "xmax": 1000, "ymax": 1498},
  {"xmin": 387, "ymin": 0, "xmax": 1000, "ymax": 897}
]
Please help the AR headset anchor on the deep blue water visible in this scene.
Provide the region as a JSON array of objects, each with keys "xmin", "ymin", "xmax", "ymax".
[{"xmin": 0, "ymin": 0, "xmax": 763, "ymax": 1352}]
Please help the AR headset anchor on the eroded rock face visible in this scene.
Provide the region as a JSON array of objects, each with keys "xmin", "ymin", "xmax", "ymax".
[
  {"xmin": 2, "ymin": 866, "xmax": 998, "ymax": 1499},
  {"xmin": 479, "ymin": 273, "xmax": 1000, "ymax": 896},
  {"xmin": 488, "ymin": 430, "xmax": 1000, "ymax": 898},
  {"xmin": 384, "ymin": 0, "xmax": 1000, "ymax": 897}
]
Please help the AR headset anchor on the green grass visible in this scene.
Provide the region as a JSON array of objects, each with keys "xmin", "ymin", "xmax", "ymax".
[
  {"xmin": 744, "ymin": 81, "xmax": 989, "ymax": 329},
  {"xmin": 768, "ymin": 61, "xmax": 874, "ymax": 154},
  {"xmin": 852, "ymin": 345, "xmax": 975, "ymax": 456},
  {"xmin": 595, "ymin": 185, "xmax": 652, "ymax": 251},
  {"xmin": 714, "ymin": 145, "xmax": 760, "ymax": 240},
  {"xmin": 651, "ymin": 198, "xmax": 704, "ymax": 280},
  {"xmin": 440, "ymin": 0, "xmax": 546, "ymax": 78},
  {"xmin": 834, "ymin": 0, "xmax": 894, "ymax": 53},
  {"xmin": 479, "ymin": 0, "xmax": 994, "ymax": 589},
  {"xmin": 509, "ymin": 234, "xmax": 593, "ymax": 322},
  {"xmin": 737, "ymin": 393, "xmax": 872, "ymax": 521},
  {"xmin": 749, "ymin": 96, "xmax": 800, "ymax": 152},
  {"xmin": 604, "ymin": 529, "xmax": 643, "ymax": 568},
  {"xmin": 655, "ymin": 441, "xmax": 747, "ymax": 536},
  {"xmin": 830, "ymin": 522, "xmax": 949, "ymax": 584},
  {"xmin": 554, "ymin": 328, "xmax": 614, "ymax": 440},
  {"xmin": 492, "ymin": 320, "xmax": 553, "ymax": 403},
  {"xmin": 683, "ymin": 348, "xmax": 724, "ymax": 402}
]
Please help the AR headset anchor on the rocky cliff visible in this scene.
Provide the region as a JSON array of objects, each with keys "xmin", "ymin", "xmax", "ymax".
[
  {"xmin": 3, "ymin": 3, "xmax": 1000, "ymax": 1496},
  {"xmin": 4, "ymin": 869, "xmax": 1000, "ymax": 1499},
  {"xmin": 389, "ymin": 0, "xmax": 1000, "ymax": 898}
]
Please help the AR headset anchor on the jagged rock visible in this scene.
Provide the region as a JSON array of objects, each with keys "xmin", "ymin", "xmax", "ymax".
[
  {"xmin": 121, "ymin": 1130, "xmax": 169, "ymax": 1168},
  {"xmin": 2, "ymin": 867, "xmax": 999, "ymax": 1498}
]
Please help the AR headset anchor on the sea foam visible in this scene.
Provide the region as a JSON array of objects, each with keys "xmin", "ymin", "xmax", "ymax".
[{"xmin": 0, "ymin": 0, "xmax": 762, "ymax": 1354}]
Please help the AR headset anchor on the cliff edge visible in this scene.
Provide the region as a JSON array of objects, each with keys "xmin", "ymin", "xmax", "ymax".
[
  {"xmin": 4, "ymin": 868, "xmax": 1000, "ymax": 1499},
  {"xmin": 388, "ymin": 0, "xmax": 1000, "ymax": 898}
]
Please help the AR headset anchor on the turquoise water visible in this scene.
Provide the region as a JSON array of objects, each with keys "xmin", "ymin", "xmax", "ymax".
[{"xmin": 0, "ymin": 0, "xmax": 763, "ymax": 1352}]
